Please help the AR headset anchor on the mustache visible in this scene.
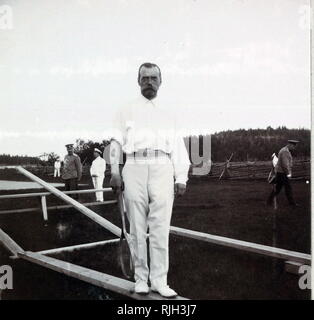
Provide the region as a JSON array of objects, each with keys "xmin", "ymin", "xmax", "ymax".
[{"xmin": 143, "ymin": 85, "xmax": 155, "ymax": 91}]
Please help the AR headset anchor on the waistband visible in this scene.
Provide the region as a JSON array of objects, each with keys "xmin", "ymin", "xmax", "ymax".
[{"xmin": 126, "ymin": 149, "xmax": 170, "ymax": 159}]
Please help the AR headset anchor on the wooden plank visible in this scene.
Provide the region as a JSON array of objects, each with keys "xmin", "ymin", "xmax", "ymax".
[
  {"xmin": 41, "ymin": 196, "xmax": 48, "ymax": 221},
  {"xmin": 284, "ymin": 261, "xmax": 305, "ymax": 275},
  {"xmin": 0, "ymin": 207, "xmax": 42, "ymax": 215},
  {"xmin": 0, "ymin": 200, "xmax": 117, "ymax": 215},
  {"xmin": 0, "ymin": 228, "xmax": 24, "ymax": 256},
  {"xmin": 36, "ymin": 238, "xmax": 120, "ymax": 255},
  {"xmin": 170, "ymin": 226, "xmax": 311, "ymax": 264},
  {"xmin": 16, "ymin": 166, "xmax": 121, "ymax": 237},
  {"xmin": 0, "ymin": 188, "xmax": 113, "ymax": 200},
  {"xmin": 0, "ymin": 166, "xmax": 20, "ymax": 169},
  {"xmin": 19, "ymin": 251, "xmax": 189, "ymax": 300}
]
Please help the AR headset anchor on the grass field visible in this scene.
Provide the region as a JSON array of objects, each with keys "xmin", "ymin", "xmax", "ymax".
[{"xmin": 0, "ymin": 169, "xmax": 311, "ymax": 300}]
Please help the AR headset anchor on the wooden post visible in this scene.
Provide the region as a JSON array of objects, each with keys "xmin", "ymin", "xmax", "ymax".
[
  {"xmin": 41, "ymin": 196, "xmax": 48, "ymax": 221},
  {"xmin": 271, "ymin": 180, "xmax": 277, "ymax": 210},
  {"xmin": 273, "ymin": 195, "xmax": 277, "ymax": 210}
]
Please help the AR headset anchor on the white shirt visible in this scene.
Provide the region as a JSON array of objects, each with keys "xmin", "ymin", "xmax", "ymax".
[
  {"xmin": 54, "ymin": 160, "xmax": 61, "ymax": 169},
  {"xmin": 90, "ymin": 156, "xmax": 106, "ymax": 177},
  {"xmin": 272, "ymin": 155, "xmax": 278, "ymax": 168},
  {"xmin": 112, "ymin": 95, "xmax": 190, "ymax": 184}
]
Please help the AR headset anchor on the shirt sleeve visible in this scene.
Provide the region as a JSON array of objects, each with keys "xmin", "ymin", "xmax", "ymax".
[
  {"xmin": 102, "ymin": 158, "xmax": 107, "ymax": 174},
  {"xmin": 90, "ymin": 161, "xmax": 95, "ymax": 176},
  {"xmin": 170, "ymin": 130, "xmax": 190, "ymax": 185},
  {"xmin": 111, "ymin": 107, "xmax": 125, "ymax": 146}
]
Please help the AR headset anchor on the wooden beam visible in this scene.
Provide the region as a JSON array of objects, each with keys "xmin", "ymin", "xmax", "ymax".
[
  {"xmin": 170, "ymin": 226, "xmax": 311, "ymax": 264},
  {"xmin": 0, "ymin": 200, "xmax": 117, "ymax": 215},
  {"xmin": 0, "ymin": 166, "xmax": 20, "ymax": 169},
  {"xmin": 0, "ymin": 228, "xmax": 24, "ymax": 257},
  {"xmin": 16, "ymin": 167, "xmax": 121, "ymax": 237},
  {"xmin": 36, "ymin": 239, "xmax": 120, "ymax": 255},
  {"xmin": 0, "ymin": 188, "xmax": 113, "ymax": 200},
  {"xmin": 19, "ymin": 251, "xmax": 189, "ymax": 300},
  {"xmin": 41, "ymin": 196, "xmax": 48, "ymax": 221},
  {"xmin": 284, "ymin": 261, "xmax": 305, "ymax": 275}
]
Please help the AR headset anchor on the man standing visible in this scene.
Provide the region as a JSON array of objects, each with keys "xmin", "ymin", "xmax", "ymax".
[
  {"xmin": 54, "ymin": 158, "xmax": 61, "ymax": 178},
  {"xmin": 267, "ymin": 140, "xmax": 299, "ymax": 206},
  {"xmin": 90, "ymin": 148, "xmax": 106, "ymax": 202},
  {"xmin": 110, "ymin": 63, "xmax": 190, "ymax": 298},
  {"xmin": 62, "ymin": 144, "xmax": 82, "ymax": 199}
]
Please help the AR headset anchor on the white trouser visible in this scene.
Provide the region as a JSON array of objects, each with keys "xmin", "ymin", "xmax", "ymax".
[
  {"xmin": 92, "ymin": 175, "xmax": 104, "ymax": 201},
  {"xmin": 54, "ymin": 168, "xmax": 60, "ymax": 177},
  {"xmin": 122, "ymin": 156, "xmax": 174, "ymax": 288}
]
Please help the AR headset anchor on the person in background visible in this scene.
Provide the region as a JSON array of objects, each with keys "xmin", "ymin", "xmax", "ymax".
[
  {"xmin": 62, "ymin": 144, "xmax": 82, "ymax": 199},
  {"xmin": 267, "ymin": 140, "xmax": 299, "ymax": 207},
  {"xmin": 54, "ymin": 157, "xmax": 61, "ymax": 178},
  {"xmin": 90, "ymin": 148, "xmax": 106, "ymax": 202}
]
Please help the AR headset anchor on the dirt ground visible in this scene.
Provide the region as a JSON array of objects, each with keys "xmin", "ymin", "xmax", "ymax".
[{"xmin": 0, "ymin": 170, "xmax": 311, "ymax": 300}]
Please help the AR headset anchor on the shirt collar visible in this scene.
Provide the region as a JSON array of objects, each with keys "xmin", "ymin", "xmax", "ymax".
[
  {"xmin": 284, "ymin": 146, "xmax": 291, "ymax": 153},
  {"xmin": 139, "ymin": 93, "xmax": 159, "ymax": 107}
]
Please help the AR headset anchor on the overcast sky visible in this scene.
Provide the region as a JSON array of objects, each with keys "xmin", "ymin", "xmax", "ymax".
[{"xmin": 0, "ymin": 0, "xmax": 311, "ymax": 157}]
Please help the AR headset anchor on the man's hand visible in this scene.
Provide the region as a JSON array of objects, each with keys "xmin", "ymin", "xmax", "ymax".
[
  {"xmin": 174, "ymin": 183, "xmax": 186, "ymax": 197},
  {"xmin": 110, "ymin": 173, "xmax": 124, "ymax": 193},
  {"xmin": 287, "ymin": 174, "xmax": 292, "ymax": 179}
]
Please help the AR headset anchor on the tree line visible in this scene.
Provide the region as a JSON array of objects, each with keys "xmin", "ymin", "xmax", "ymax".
[
  {"xmin": 0, "ymin": 154, "xmax": 44, "ymax": 166},
  {"xmin": 0, "ymin": 127, "xmax": 310, "ymax": 166},
  {"xmin": 73, "ymin": 127, "xmax": 310, "ymax": 164},
  {"xmin": 186, "ymin": 126, "xmax": 310, "ymax": 162}
]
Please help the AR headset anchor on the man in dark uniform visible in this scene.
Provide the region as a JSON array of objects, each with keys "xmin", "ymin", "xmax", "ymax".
[
  {"xmin": 267, "ymin": 140, "xmax": 299, "ymax": 206},
  {"xmin": 62, "ymin": 144, "xmax": 82, "ymax": 199}
]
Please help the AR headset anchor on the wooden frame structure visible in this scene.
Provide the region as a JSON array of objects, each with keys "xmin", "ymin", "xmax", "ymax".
[
  {"xmin": 0, "ymin": 166, "xmax": 311, "ymax": 300},
  {"xmin": 0, "ymin": 166, "xmax": 187, "ymax": 300}
]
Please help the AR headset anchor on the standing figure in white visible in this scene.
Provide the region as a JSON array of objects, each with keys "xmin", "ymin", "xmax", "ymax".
[
  {"xmin": 90, "ymin": 148, "xmax": 106, "ymax": 202},
  {"xmin": 54, "ymin": 158, "xmax": 61, "ymax": 178}
]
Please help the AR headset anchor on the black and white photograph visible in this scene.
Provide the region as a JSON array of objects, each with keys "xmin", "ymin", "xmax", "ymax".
[{"xmin": 0, "ymin": 0, "xmax": 312, "ymax": 306}]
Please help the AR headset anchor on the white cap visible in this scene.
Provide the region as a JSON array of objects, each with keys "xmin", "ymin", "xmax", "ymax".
[{"xmin": 94, "ymin": 148, "xmax": 102, "ymax": 154}]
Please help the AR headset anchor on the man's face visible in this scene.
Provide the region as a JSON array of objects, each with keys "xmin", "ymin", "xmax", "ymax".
[
  {"xmin": 93, "ymin": 151, "xmax": 99, "ymax": 158},
  {"xmin": 67, "ymin": 146, "xmax": 74, "ymax": 155},
  {"xmin": 288, "ymin": 143, "xmax": 296, "ymax": 151},
  {"xmin": 138, "ymin": 66, "xmax": 161, "ymax": 100}
]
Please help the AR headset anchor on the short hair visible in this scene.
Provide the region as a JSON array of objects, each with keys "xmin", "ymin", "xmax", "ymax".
[{"xmin": 137, "ymin": 62, "xmax": 162, "ymax": 84}]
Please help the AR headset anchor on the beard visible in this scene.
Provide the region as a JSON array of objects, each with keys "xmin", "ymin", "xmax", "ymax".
[{"xmin": 141, "ymin": 87, "xmax": 157, "ymax": 99}]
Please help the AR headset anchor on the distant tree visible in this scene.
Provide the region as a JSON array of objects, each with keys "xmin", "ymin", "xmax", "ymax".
[
  {"xmin": 0, "ymin": 154, "xmax": 44, "ymax": 165},
  {"xmin": 47, "ymin": 152, "xmax": 60, "ymax": 166},
  {"xmin": 74, "ymin": 139, "xmax": 111, "ymax": 165},
  {"xmin": 186, "ymin": 127, "xmax": 310, "ymax": 162}
]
